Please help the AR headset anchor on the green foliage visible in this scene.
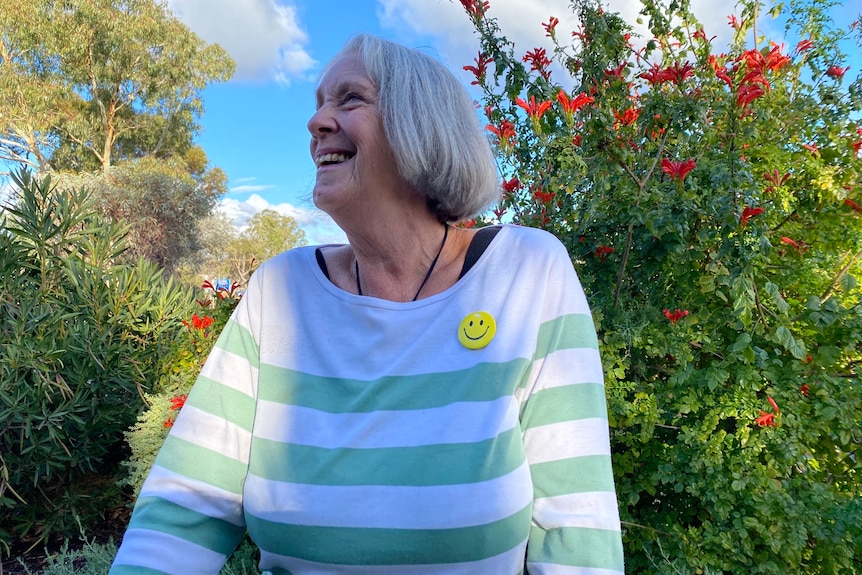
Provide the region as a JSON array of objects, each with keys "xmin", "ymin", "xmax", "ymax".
[
  {"xmin": 0, "ymin": 170, "xmax": 196, "ymax": 555},
  {"xmin": 460, "ymin": 0, "xmax": 861, "ymax": 572},
  {"xmin": 0, "ymin": 0, "xmax": 235, "ymax": 172},
  {"xmin": 21, "ymin": 536, "xmax": 261, "ymax": 574}
]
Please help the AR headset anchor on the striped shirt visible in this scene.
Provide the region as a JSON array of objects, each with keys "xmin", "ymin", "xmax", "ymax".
[{"xmin": 110, "ymin": 224, "xmax": 624, "ymax": 574}]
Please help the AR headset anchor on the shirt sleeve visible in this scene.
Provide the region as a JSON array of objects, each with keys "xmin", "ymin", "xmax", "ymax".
[
  {"xmin": 109, "ymin": 275, "xmax": 262, "ymax": 575},
  {"xmin": 520, "ymin": 241, "xmax": 625, "ymax": 575}
]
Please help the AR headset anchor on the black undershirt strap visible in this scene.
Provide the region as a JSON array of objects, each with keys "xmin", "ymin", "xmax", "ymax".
[
  {"xmin": 315, "ymin": 247, "xmax": 331, "ymax": 280},
  {"xmin": 458, "ymin": 225, "xmax": 501, "ymax": 279},
  {"xmin": 314, "ymin": 225, "xmax": 502, "ymax": 283}
]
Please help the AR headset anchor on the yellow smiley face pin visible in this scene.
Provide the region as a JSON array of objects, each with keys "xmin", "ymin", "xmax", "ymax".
[{"xmin": 458, "ymin": 311, "xmax": 496, "ymax": 350}]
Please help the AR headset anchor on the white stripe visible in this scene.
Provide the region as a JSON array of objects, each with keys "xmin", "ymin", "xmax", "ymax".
[
  {"xmin": 533, "ymin": 491, "xmax": 622, "ymax": 532},
  {"xmin": 244, "ymin": 461, "xmax": 533, "ymax": 529},
  {"xmin": 525, "ymin": 347, "xmax": 605, "ymax": 394},
  {"xmin": 525, "ymin": 563, "xmax": 624, "ymax": 575},
  {"xmin": 523, "ymin": 419, "xmax": 611, "ymax": 464},
  {"xmin": 199, "ymin": 346, "xmax": 258, "ymax": 395},
  {"xmin": 254, "ymin": 396, "xmax": 519, "ymax": 448},
  {"xmin": 259, "ymin": 537, "xmax": 529, "ymax": 574},
  {"xmin": 139, "ymin": 465, "xmax": 245, "ymax": 527},
  {"xmin": 170, "ymin": 405, "xmax": 252, "ymax": 464},
  {"xmin": 111, "ymin": 528, "xmax": 227, "ymax": 574}
]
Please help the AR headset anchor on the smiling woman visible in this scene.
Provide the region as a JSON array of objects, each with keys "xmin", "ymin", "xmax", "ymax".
[{"xmin": 109, "ymin": 33, "xmax": 625, "ymax": 575}]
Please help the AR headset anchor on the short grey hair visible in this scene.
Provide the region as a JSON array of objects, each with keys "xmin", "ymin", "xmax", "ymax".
[{"xmin": 327, "ymin": 34, "xmax": 499, "ymax": 223}]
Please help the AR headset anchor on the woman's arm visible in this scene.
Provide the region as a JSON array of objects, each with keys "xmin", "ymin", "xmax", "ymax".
[
  {"xmin": 520, "ymin": 241, "xmax": 625, "ymax": 575},
  {"xmin": 110, "ymin": 279, "xmax": 261, "ymax": 575}
]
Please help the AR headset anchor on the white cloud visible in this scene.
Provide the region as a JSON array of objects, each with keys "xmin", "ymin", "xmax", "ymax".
[
  {"xmin": 378, "ymin": 0, "xmax": 744, "ymax": 85},
  {"xmin": 165, "ymin": 0, "xmax": 316, "ymax": 84},
  {"xmin": 217, "ymin": 194, "xmax": 347, "ymax": 245}
]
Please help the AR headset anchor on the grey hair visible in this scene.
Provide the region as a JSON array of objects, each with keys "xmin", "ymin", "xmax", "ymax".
[{"xmin": 326, "ymin": 34, "xmax": 499, "ymax": 223}]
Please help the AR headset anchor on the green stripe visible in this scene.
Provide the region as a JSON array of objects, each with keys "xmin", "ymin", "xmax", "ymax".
[
  {"xmin": 129, "ymin": 496, "xmax": 245, "ymax": 555},
  {"xmin": 187, "ymin": 376, "xmax": 257, "ymax": 431},
  {"xmin": 249, "ymin": 426, "xmax": 523, "ymax": 486},
  {"xmin": 521, "ymin": 383, "xmax": 608, "ymax": 428},
  {"xmin": 155, "ymin": 436, "xmax": 247, "ymax": 494},
  {"xmin": 534, "ymin": 313, "xmax": 598, "ymax": 360},
  {"xmin": 247, "ymin": 503, "xmax": 531, "ymax": 565},
  {"xmin": 528, "ymin": 525, "xmax": 624, "ymax": 571},
  {"xmin": 530, "ymin": 455, "xmax": 617, "ymax": 497},
  {"xmin": 257, "ymin": 359, "xmax": 530, "ymax": 413},
  {"xmin": 214, "ymin": 320, "xmax": 259, "ymax": 363}
]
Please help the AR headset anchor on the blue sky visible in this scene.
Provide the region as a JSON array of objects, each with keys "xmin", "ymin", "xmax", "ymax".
[{"xmin": 163, "ymin": 0, "xmax": 859, "ymax": 244}]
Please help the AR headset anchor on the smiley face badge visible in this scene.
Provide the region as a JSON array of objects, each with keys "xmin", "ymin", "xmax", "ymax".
[{"xmin": 458, "ymin": 311, "xmax": 496, "ymax": 350}]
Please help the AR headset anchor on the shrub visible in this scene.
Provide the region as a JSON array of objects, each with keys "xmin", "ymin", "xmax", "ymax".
[
  {"xmin": 458, "ymin": 0, "xmax": 861, "ymax": 572},
  {"xmin": 0, "ymin": 171, "xmax": 196, "ymax": 554}
]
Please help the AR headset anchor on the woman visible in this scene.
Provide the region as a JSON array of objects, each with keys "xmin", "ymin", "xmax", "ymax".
[{"xmin": 110, "ymin": 34, "xmax": 625, "ymax": 574}]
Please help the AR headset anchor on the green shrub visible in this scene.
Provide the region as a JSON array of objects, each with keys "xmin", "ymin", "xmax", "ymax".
[
  {"xmin": 460, "ymin": 0, "xmax": 861, "ymax": 572},
  {"xmin": 0, "ymin": 171, "xmax": 196, "ymax": 554}
]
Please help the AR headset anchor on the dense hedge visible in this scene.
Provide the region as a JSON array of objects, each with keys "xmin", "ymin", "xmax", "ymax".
[
  {"xmin": 0, "ymin": 172, "xmax": 196, "ymax": 554},
  {"xmin": 459, "ymin": 0, "xmax": 861, "ymax": 572}
]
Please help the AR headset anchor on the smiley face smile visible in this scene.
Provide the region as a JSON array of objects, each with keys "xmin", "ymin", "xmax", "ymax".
[{"xmin": 458, "ymin": 311, "xmax": 497, "ymax": 350}]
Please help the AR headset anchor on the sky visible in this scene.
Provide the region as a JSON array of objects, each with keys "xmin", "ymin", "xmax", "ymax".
[{"xmin": 152, "ymin": 1, "xmax": 860, "ymax": 244}]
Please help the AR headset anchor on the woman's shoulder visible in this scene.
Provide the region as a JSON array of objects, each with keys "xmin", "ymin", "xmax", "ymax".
[{"xmin": 497, "ymin": 224, "xmax": 568, "ymax": 256}]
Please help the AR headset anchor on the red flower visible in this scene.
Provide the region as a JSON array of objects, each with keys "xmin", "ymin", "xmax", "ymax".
[
  {"xmin": 459, "ymin": 0, "xmax": 489, "ymax": 17},
  {"xmin": 515, "ymin": 95, "xmax": 553, "ymax": 120},
  {"xmin": 763, "ymin": 169, "xmax": 790, "ymax": 191},
  {"xmin": 728, "ymin": 14, "xmax": 744, "ymax": 29},
  {"xmin": 737, "ymin": 83, "xmax": 765, "ymax": 108},
  {"xmin": 614, "ymin": 106, "xmax": 640, "ymax": 127},
  {"xmin": 802, "ymin": 142, "xmax": 819, "ymax": 155},
  {"xmin": 663, "ymin": 308, "xmax": 689, "ymax": 324},
  {"xmin": 661, "ymin": 158, "xmax": 697, "ymax": 181},
  {"xmin": 533, "ymin": 188, "xmax": 555, "ymax": 204},
  {"xmin": 193, "ymin": 314, "xmax": 214, "ymax": 330},
  {"xmin": 486, "ymin": 120, "xmax": 517, "ymax": 149},
  {"xmin": 543, "ymin": 16, "xmax": 559, "ymax": 37},
  {"xmin": 556, "ymin": 89, "xmax": 594, "ymax": 115},
  {"xmin": 800, "ymin": 384, "xmax": 809, "ymax": 396},
  {"xmin": 169, "ymin": 394, "xmax": 188, "ymax": 411},
  {"xmin": 523, "ymin": 48, "xmax": 552, "ymax": 80},
  {"xmin": 639, "ymin": 63, "xmax": 673, "ymax": 85},
  {"xmin": 756, "ymin": 396, "xmax": 780, "ymax": 427},
  {"xmin": 740, "ymin": 206, "xmax": 765, "ymax": 227},
  {"xmin": 501, "ymin": 177, "xmax": 521, "ymax": 194},
  {"xmin": 667, "ymin": 61, "xmax": 695, "ymax": 84},
  {"xmin": 825, "ymin": 65, "xmax": 849, "ymax": 79},
  {"xmin": 463, "ymin": 52, "xmax": 493, "ymax": 85},
  {"xmin": 595, "ymin": 246, "xmax": 615, "ymax": 260},
  {"xmin": 844, "ymin": 198, "xmax": 861, "ymax": 213},
  {"xmin": 795, "ymin": 38, "xmax": 814, "ymax": 53},
  {"xmin": 196, "ymin": 298, "xmax": 212, "ymax": 308},
  {"xmin": 780, "ymin": 236, "xmax": 808, "ymax": 254},
  {"xmin": 604, "ymin": 62, "xmax": 627, "ymax": 80}
]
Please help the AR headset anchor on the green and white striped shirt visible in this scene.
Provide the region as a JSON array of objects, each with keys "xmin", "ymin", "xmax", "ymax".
[{"xmin": 110, "ymin": 224, "xmax": 624, "ymax": 574}]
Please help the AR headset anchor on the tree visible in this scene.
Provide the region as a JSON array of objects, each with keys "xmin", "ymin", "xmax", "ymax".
[
  {"xmin": 459, "ymin": 0, "xmax": 861, "ymax": 572},
  {"xmin": 55, "ymin": 151, "xmax": 228, "ymax": 274},
  {"xmin": 178, "ymin": 209, "xmax": 307, "ymax": 287},
  {"xmin": 0, "ymin": 0, "xmax": 234, "ymax": 174}
]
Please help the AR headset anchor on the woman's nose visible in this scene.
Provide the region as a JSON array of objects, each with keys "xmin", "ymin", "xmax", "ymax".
[{"xmin": 307, "ymin": 105, "xmax": 336, "ymax": 136}]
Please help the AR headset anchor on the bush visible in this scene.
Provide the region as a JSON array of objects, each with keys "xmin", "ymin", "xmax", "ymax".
[
  {"xmin": 0, "ymin": 171, "xmax": 196, "ymax": 554},
  {"xmin": 459, "ymin": 0, "xmax": 861, "ymax": 572}
]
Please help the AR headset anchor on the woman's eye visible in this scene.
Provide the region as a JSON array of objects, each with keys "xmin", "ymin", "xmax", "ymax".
[{"xmin": 342, "ymin": 93, "xmax": 363, "ymax": 104}]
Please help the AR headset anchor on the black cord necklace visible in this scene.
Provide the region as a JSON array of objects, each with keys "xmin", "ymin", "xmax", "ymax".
[{"xmin": 355, "ymin": 223, "xmax": 449, "ymax": 301}]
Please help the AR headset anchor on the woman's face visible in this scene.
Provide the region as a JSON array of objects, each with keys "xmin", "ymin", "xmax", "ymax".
[{"xmin": 307, "ymin": 54, "xmax": 402, "ymax": 218}]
